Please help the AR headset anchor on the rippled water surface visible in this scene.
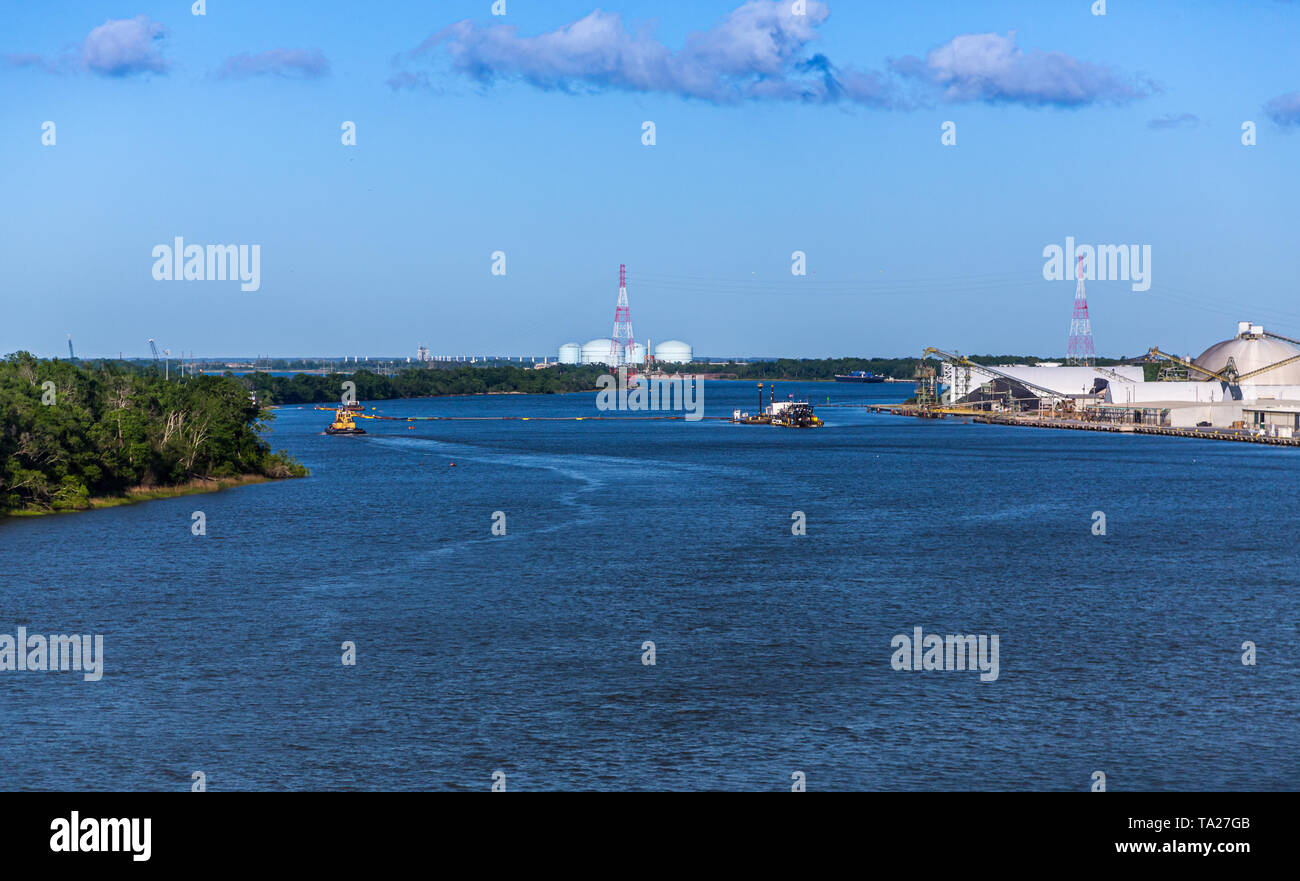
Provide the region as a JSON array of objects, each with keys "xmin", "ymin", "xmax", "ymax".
[{"xmin": 4, "ymin": 381, "xmax": 1297, "ymax": 790}]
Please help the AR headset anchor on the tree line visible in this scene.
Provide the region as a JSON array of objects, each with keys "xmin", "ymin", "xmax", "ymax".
[{"xmin": 240, "ymin": 364, "xmax": 610, "ymax": 405}]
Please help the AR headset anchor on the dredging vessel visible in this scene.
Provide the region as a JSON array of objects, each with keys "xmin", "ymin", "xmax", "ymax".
[{"xmin": 732, "ymin": 383, "xmax": 824, "ymax": 428}]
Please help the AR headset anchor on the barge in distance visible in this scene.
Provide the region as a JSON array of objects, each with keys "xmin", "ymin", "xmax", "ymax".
[{"xmin": 833, "ymin": 370, "xmax": 885, "ymax": 383}]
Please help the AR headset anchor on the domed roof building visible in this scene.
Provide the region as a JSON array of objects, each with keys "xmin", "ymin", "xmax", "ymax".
[{"xmin": 1193, "ymin": 322, "xmax": 1300, "ymax": 384}]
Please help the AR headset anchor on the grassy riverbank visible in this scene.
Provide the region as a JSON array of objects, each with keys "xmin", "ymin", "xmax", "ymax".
[{"xmin": 5, "ymin": 473, "xmax": 288, "ymax": 518}]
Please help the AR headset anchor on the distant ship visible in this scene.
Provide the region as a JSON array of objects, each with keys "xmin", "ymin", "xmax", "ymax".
[{"xmin": 833, "ymin": 370, "xmax": 886, "ymax": 383}]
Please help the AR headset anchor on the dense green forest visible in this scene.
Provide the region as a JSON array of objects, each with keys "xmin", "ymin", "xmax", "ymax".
[
  {"xmin": 241, "ymin": 364, "xmax": 610, "ymax": 405},
  {"xmin": 0, "ymin": 353, "xmax": 305, "ymax": 514}
]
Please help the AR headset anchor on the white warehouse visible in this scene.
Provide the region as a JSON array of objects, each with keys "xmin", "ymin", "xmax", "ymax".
[{"xmin": 941, "ymin": 363, "xmax": 1144, "ymax": 404}]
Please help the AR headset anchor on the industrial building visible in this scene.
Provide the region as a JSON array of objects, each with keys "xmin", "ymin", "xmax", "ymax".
[
  {"xmin": 941, "ymin": 364, "xmax": 1145, "ymax": 403},
  {"xmin": 934, "ymin": 321, "xmax": 1300, "ymax": 437},
  {"xmin": 1191, "ymin": 324, "xmax": 1300, "ymax": 384}
]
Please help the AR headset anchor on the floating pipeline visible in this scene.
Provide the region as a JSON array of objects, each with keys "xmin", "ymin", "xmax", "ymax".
[{"xmin": 311, "ymin": 407, "xmax": 732, "ymax": 423}]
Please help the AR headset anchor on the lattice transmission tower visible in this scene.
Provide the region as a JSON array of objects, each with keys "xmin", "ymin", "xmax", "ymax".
[
  {"xmin": 1066, "ymin": 253, "xmax": 1095, "ymax": 366},
  {"xmin": 609, "ymin": 264, "xmax": 635, "ymax": 367}
]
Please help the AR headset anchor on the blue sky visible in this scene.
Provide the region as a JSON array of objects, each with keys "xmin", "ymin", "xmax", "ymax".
[{"xmin": 3, "ymin": 0, "xmax": 1299, "ymax": 359}]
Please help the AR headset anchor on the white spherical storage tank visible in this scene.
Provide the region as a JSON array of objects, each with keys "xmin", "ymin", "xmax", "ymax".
[
  {"xmin": 558, "ymin": 342, "xmax": 581, "ymax": 365},
  {"xmin": 627, "ymin": 342, "xmax": 647, "ymax": 364},
  {"xmin": 580, "ymin": 338, "xmax": 616, "ymax": 365},
  {"xmin": 654, "ymin": 340, "xmax": 693, "ymax": 363}
]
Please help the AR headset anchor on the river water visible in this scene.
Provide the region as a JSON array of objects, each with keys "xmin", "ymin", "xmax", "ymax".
[{"xmin": 3, "ymin": 380, "xmax": 1296, "ymax": 790}]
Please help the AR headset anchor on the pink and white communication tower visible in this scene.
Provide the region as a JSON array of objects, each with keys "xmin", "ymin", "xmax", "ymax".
[
  {"xmin": 1066, "ymin": 253, "xmax": 1095, "ymax": 366},
  {"xmin": 609, "ymin": 264, "xmax": 635, "ymax": 367}
]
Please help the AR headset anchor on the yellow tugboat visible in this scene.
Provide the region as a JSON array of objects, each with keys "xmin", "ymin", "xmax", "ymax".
[{"xmin": 325, "ymin": 407, "xmax": 367, "ymax": 435}]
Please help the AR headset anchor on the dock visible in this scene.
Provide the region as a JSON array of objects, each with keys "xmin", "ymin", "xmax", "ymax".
[{"xmin": 867, "ymin": 404, "xmax": 1300, "ymax": 446}]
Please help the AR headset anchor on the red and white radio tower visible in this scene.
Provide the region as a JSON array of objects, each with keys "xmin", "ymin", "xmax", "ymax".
[
  {"xmin": 609, "ymin": 264, "xmax": 635, "ymax": 367},
  {"xmin": 1066, "ymin": 253, "xmax": 1095, "ymax": 366}
]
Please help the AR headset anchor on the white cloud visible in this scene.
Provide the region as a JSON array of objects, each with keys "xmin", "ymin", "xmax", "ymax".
[
  {"xmin": 892, "ymin": 31, "xmax": 1151, "ymax": 107},
  {"xmin": 394, "ymin": 1, "xmax": 902, "ymax": 108},
  {"xmin": 82, "ymin": 16, "xmax": 169, "ymax": 77}
]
